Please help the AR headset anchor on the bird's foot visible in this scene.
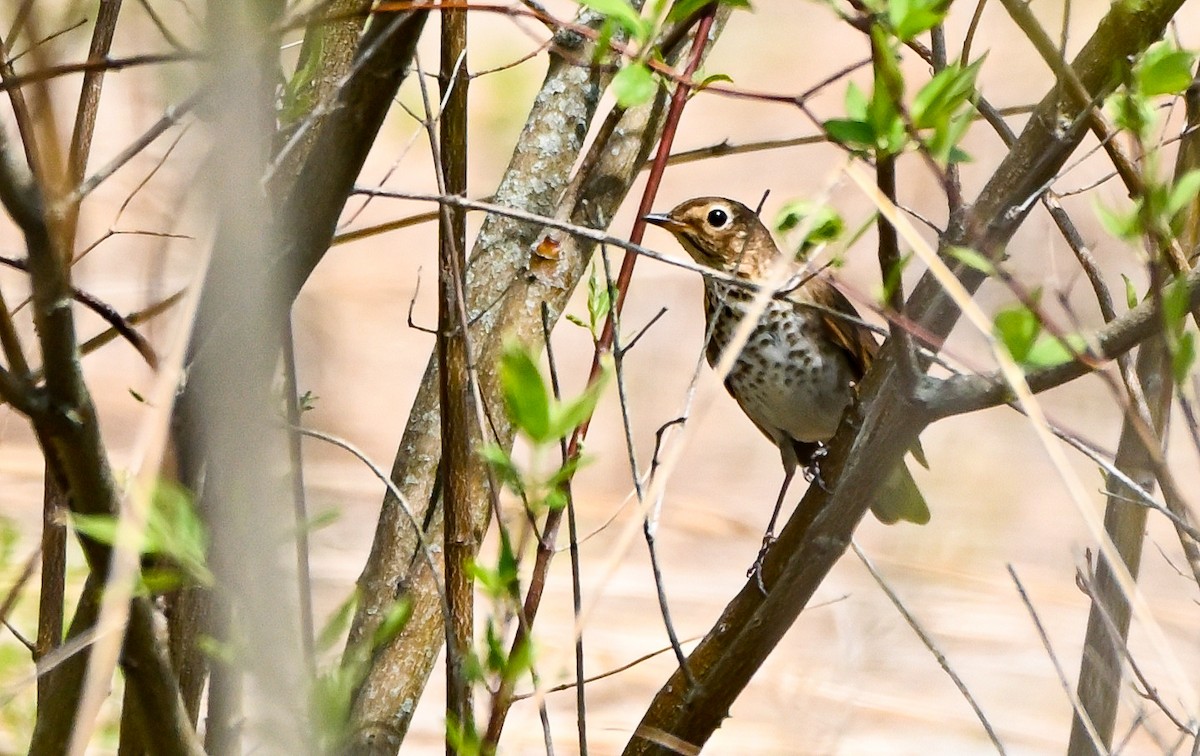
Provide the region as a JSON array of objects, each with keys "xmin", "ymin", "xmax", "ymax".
[
  {"xmin": 802, "ymin": 445, "xmax": 829, "ymax": 492},
  {"xmin": 747, "ymin": 534, "xmax": 776, "ymax": 595}
]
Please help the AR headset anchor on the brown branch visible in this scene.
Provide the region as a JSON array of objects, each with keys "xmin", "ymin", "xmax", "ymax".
[
  {"xmin": 436, "ymin": 2, "xmax": 475, "ymax": 742},
  {"xmin": 625, "ymin": 0, "xmax": 1189, "ymax": 749},
  {"xmin": 0, "ymin": 100, "xmax": 201, "ymax": 756}
]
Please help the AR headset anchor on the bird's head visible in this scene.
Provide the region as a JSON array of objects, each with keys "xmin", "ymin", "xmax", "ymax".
[{"xmin": 644, "ymin": 197, "xmax": 778, "ymax": 277}]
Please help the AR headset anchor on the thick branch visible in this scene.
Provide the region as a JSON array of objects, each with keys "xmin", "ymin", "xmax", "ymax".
[{"xmin": 626, "ymin": 0, "xmax": 1187, "ymax": 749}]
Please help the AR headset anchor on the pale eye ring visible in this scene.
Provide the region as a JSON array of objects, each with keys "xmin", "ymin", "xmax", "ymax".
[{"xmin": 706, "ymin": 207, "xmax": 729, "ymax": 228}]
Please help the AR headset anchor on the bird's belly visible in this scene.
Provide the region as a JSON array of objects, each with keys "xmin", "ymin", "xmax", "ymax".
[{"xmin": 720, "ymin": 327, "xmax": 854, "ymax": 444}]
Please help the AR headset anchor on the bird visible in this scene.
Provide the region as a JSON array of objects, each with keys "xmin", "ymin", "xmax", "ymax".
[{"xmin": 645, "ymin": 196, "xmax": 929, "ymax": 584}]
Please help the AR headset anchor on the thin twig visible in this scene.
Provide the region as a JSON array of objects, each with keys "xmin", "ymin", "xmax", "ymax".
[{"xmin": 852, "ymin": 542, "xmax": 1006, "ymax": 753}]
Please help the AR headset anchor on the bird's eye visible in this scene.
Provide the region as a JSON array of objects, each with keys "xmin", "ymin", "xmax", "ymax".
[{"xmin": 706, "ymin": 208, "xmax": 729, "ymax": 228}]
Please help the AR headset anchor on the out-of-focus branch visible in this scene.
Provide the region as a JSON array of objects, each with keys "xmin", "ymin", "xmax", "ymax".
[
  {"xmin": 0, "ymin": 109, "xmax": 201, "ymax": 756},
  {"xmin": 1067, "ymin": 70, "xmax": 1200, "ymax": 756}
]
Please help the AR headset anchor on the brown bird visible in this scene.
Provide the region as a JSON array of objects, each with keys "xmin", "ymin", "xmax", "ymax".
[{"xmin": 646, "ymin": 197, "xmax": 929, "ymax": 579}]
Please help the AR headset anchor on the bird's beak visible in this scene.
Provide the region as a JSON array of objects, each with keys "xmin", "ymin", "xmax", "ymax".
[{"xmin": 643, "ymin": 213, "xmax": 685, "ymax": 233}]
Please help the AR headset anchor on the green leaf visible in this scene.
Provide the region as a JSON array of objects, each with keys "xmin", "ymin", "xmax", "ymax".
[
  {"xmin": 888, "ymin": 0, "xmax": 951, "ymax": 40},
  {"xmin": 586, "ymin": 263, "xmax": 613, "ymax": 337},
  {"xmin": 370, "ymin": 598, "xmax": 412, "ymax": 650},
  {"xmin": 692, "ymin": 72, "xmax": 733, "ymax": 96},
  {"xmin": 912, "ymin": 59, "xmax": 982, "ymax": 130},
  {"xmin": 549, "ymin": 356, "xmax": 613, "ymax": 439},
  {"xmin": 668, "ymin": 0, "xmax": 751, "ymax": 23},
  {"xmin": 994, "ymin": 304, "xmax": 1040, "ymax": 363},
  {"xmin": 611, "ymin": 62, "xmax": 658, "ymax": 108},
  {"xmin": 1122, "ymin": 274, "xmax": 1139, "ymax": 310},
  {"xmin": 500, "ymin": 341, "xmax": 552, "ymax": 443},
  {"xmin": 870, "ymin": 26, "xmax": 905, "ymax": 103},
  {"xmin": 844, "ymin": 81, "xmax": 869, "ymax": 120},
  {"xmin": 478, "ymin": 442, "xmax": 524, "ymax": 493},
  {"xmin": 1024, "ymin": 333, "xmax": 1086, "ymax": 369},
  {"xmin": 1163, "ymin": 274, "xmax": 1191, "ymax": 335},
  {"xmin": 1104, "ymin": 89, "xmax": 1155, "ymax": 137},
  {"xmin": 823, "ymin": 118, "xmax": 875, "ymax": 149},
  {"xmin": 1136, "ymin": 41, "xmax": 1197, "ymax": 97},
  {"xmin": 581, "ymin": 0, "xmax": 648, "ymax": 40},
  {"xmin": 774, "ymin": 200, "xmax": 845, "ymax": 256},
  {"xmin": 70, "ymin": 480, "xmax": 213, "ymax": 587},
  {"xmin": 1167, "ymin": 169, "xmax": 1200, "ymax": 218},
  {"xmin": 317, "ymin": 591, "xmax": 359, "ymax": 654},
  {"xmin": 1095, "ymin": 199, "xmax": 1143, "ymax": 241},
  {"xmin": 947, "ymin": 245, "xmax": 995, "ymax": 275},
  {"xmin": 71, "ymin": 513, "xmax": 123, "ymax": 549}
]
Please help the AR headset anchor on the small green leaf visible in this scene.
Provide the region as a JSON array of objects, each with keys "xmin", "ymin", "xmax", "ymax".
[
  {"xmin": 912, "ymin": 59, "xmax": 982, "ymax": 129},
  {"xmin": 1122, "ymin": 274, "xmax": 1139, "ymax": 310},
  {"xmin": 1095, "ymin": 200, "xmax": 1143, "ymax": 241},
  {"xmin": 549, "ymin": 356, "xmax": 613, "ymax": 439},
  {"xmin": 612, "ymin": 62, "xmax": 657, "ymax": 108},
  {"xmin": 668, "ymin": 0, "xmax": 751, "ymax": 23},
  {"xmin": 71, "ymin": 513, "xmax": 123, "ymax": 549},
  {"xmin": 500, "ymin": 342, "xmax": 552, "ymax": 442},
  {"xmin": 823, "ymin": 118, "xmax": 875, "ymax": 149},
  {"xmin": 581, "ymin": 0, "xmax": 648, "ymax": 40},
  {"xmin": 1167, "ymin": 169, "xmax": 1200, "ymax": 218},
  {"xmin": 888, "ymin": 0, "xmax": 951, "ymax": 40},
  {"xmin": 774, "ymin": 200, "xmax": 845, "ymax": 256},
  {"xmin": 692, "ymin": 72, "xmax": 733, "ymax": 95},
  {"xmin": 844, "ymin": 81, "xmax": 869, "ymax": 120},
  {"xmin": 370, "ymin": 598, "xmax": 412, "ymax": 650},
  {"xmin": 947, "ymin": 245, "xmax": 995, "ymax": 275},
  {"xmin": 1163, "ymin": 274, "xmax": 1192, "ymax": 335},
  {"xmin": 317, "ymin": 591, "xmax": 359, "ymax": 653},
  {"xmin": 586, "ymin": 263, "xmax": 613, "ymax": 337},
  {"xmin": 1136, "ymin": 41, "xmax": 1197, "ymax": 97},
  {"xmin": 1024, "ymin": 333, "xmax": 1086, "ymax": 369},
  {"xmin": 994, "ymin": 304, "xmax": 1039, "ymax": 363},
  {"xmin": 478, "ymin": 443, "xmax": 524, "ymax": 493}
]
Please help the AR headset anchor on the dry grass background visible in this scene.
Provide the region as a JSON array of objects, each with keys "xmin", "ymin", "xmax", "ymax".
[{"xmin": 3, "ymin": 0, "xmax": 1200, "ymax": 753}]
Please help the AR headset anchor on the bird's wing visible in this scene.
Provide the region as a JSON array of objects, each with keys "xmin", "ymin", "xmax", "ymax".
[{"xmin": 801, "ymin": 276, "xmax": 878, "ymax": 380}]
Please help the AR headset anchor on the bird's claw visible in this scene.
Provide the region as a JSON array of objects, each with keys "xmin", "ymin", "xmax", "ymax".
[
  {"xmin": 747, "ymin": 534, "xmax": 776, "ymax": 595},
  {"xmin": 802, "ymin": 445, "xmax": 829, "ymax": 492}
]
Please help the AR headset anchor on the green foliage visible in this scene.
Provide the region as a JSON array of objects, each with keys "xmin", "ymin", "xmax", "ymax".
[
  {"xmin": 499, "ymin": 340, "xmax": 611, "ymax": 445},
  {"xmin": 567, "ymin": 261, "xmax": 616, "ymax": 340},
  {"xmin": 612, "ymin": 62, "xmax": 658, "ymax": 107},
  {"xmin": 912, "ymin": 59, "xmax": 982, "ymax": 164},
  {"xmin": 993, "ymin": 300, "xmax": 1085, "ymax": 369},
  {"xmin": 825, "ymin": 17, "xmax": 978, "ymax": 164},
  {"xmin": 1135, "ymin": 40, "xmax": 1197, "ymax": 97},
  {"xmin": 1096, "ymin": 170, "xmax": 1200, "ymax": 242},
  {"xmin": 774, "ymin": 200, "xmax": 845, "ymax": 257},
  {"xmin": 668, "ymin": 0, "xmax": 751, "ymax": 24},
  {"xmin": 1163, "ymin": 275, "xmax": 1197, "ymax": 384},
  {"xmin": 1122, "ymin": 274, "xmax": 1140, "ymax": 310},
  {"xmin": 583, "ymin": 0, "xmax": 653, "ymax": 42},
  {"xmin": 298, "ymin": 390, "xmax": 319, "ymax": 412},
  {"xmin": 947, "ymin": 245, "xmax": 996, "ymax": 276},
  {"xmin": 882, "ymin": 0, "xmax": 952, "ymax": 41},
  {"xmin": 824, "ymin": 79, "xmax": 907, "ymax": 156},
  {"xmin": 71, "ymin": 480, "xmax": 212, "ymax": 589},
  {"xmin": 1106, "ymin": 41, "xmax": 1197, "ymax": 139},
  {"xmin": 312, "ymin": 595, "xmax": 411, "ymax": 752},
  {"xmin": 488, "ymin": 341, "xmax": 611, "ymax": 515}
]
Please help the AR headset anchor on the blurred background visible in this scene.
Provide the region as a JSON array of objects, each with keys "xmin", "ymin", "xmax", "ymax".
[{"xmin": 3, "ymin": 0, "xmax": 1200, "ymax": 752}]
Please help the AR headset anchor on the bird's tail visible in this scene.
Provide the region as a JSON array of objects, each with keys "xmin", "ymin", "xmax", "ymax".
[{"xmin": 869, "ymin": 461, "xmax": 931, "ymax": 525}]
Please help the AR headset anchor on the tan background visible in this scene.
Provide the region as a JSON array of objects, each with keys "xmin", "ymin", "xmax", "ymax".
[{"xmin": 3, "ymin": 0, "xmax": 1200, "ymax": 752}]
